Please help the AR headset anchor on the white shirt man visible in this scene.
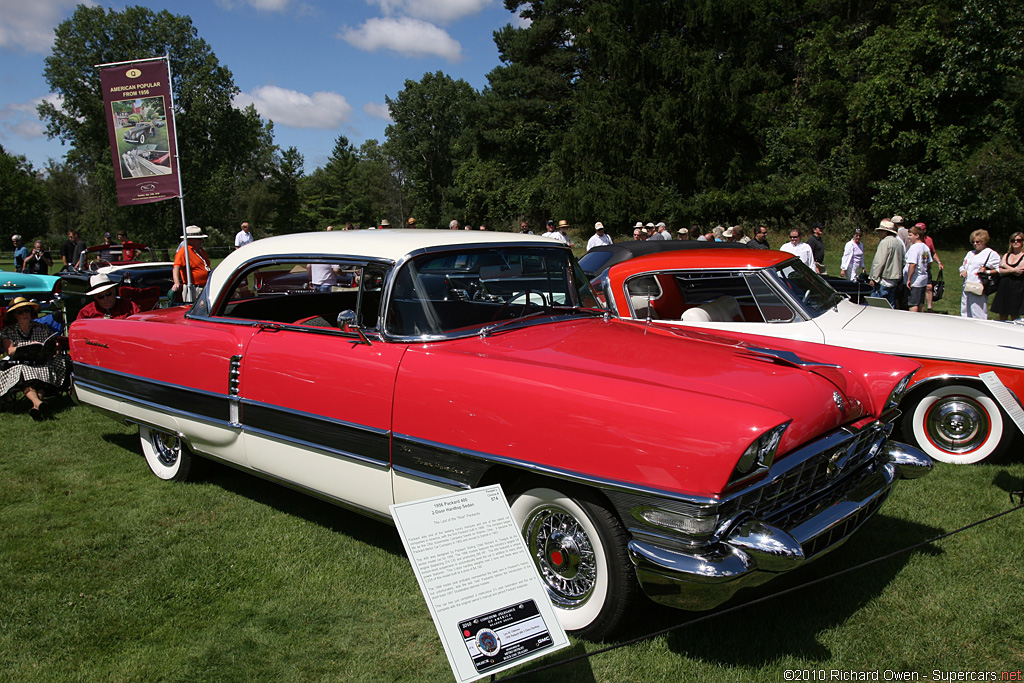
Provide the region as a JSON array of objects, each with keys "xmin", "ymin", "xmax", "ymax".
[
  {"xmin": 779, "ymin": 230, "xmax": 818, "ymax": 272},
  {"xmin": 235, "ymin": 222, "xmax": 254, "ymax": 250},
  {"xmin": 543, "ymin": 221, "xmax": 568, "ymax": 244},
  {"xmin": 587, "ymin": 223, "xmax": 613, "ymax": 251}
]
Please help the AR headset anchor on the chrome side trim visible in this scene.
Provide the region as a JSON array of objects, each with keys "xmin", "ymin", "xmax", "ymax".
[
  {"xmin": 242, "ymin": 423, "xmax": 391, "ymax": 472},
  {"xmin": 392, "ymin": 432, "xmax": 725, "ymax": 506}
]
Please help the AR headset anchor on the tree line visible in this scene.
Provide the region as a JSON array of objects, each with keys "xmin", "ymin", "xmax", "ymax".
[{"xmin": 2, "ymin": 1, "xmax": 1023, "ymax": 251}]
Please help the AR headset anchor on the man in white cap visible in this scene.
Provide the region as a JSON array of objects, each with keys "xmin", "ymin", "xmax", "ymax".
[
  {"xmin": 172, "ymin": 225, "xmax": 212, "ymax": 302},
  {"xmin": 651, "ymin": 222, "xmax": 671, "ymax": 240},
  {"xmin": 77, "ymin": 273, "xmax": 140, "ymax": 320},
  {"xmin": 587, "ymin": 222, "xmax": 613, "ymax": 251},
  {"xmin": 870, "ymin": 219, "xmax": 905, "ymax": 307}
]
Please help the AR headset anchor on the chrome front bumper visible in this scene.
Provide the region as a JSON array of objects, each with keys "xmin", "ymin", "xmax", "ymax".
[{"xmin": 628, "ymin": 440, "xmax": 931, "ymax": 610}]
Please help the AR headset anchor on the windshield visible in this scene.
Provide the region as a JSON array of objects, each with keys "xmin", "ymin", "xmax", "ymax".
[
  {"xmin": 386, "ymin": 246, "xmax": 598, "ymax": 338},
  {"xmin": 767, "ymin": 259, "xmax": 842, "ymax": 317}
]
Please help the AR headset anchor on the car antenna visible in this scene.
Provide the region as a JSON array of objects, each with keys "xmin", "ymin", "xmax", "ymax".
[{"xmin": 644, "ymin": 290, "xmax": 654, "ymax": 334}]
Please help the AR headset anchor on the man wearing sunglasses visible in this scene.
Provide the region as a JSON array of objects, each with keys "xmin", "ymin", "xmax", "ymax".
[{"xmin": 77, "ymin": 273, "xmax": 140, "ymax": 321}]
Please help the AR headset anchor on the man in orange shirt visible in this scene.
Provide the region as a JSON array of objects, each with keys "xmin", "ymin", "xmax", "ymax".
[{"xmin": 171, "ymin": 225, "xmax": 211, "ymax": 302}]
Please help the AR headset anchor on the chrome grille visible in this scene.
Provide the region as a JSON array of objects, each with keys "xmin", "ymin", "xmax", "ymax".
[
  {"xmin": 721, "ymin": 426, "xmax": 887, "ymax": 530},
  {"xmin": 801, "ymin": 490, "xmax": 888, "ymax": 559}
]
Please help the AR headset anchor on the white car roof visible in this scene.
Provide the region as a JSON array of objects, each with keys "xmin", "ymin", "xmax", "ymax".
[{"xmin": 205, "ymin": 229, "xmax": 559, "ymax": 303}]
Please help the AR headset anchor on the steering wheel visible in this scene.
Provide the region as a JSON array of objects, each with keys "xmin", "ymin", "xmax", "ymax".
[
  {"xmin": 491, "ymin": 290, "xmax": 548, "ymax": 321},
  {"xmin": 90, "ymin": 260, "xmax": 111, "ymax": 272}
]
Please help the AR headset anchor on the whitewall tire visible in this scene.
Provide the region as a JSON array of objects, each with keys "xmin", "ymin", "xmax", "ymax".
[
  {"xmin": 509, "ymin": 485, "xmax": 636, "ymax": 640},
  {"xmin": 904, "ymin": 384, "xmax": 1007, "ymax": 464},
  {"xmin": 139, "ymin": 425, "xmax": 196, "ymax": 481}
]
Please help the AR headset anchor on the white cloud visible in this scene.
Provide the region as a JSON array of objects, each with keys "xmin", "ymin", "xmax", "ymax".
[
  {"xmin": 340, "ymin": 17, "xmax": 462, "ymax": 62},
  {"xmin": 0, "ymin": 0, "xmax": 93, "ymax": 54},
  {"xmin": 233, "ymin": 85, "xmax": 353, "ymax": 129},
  {"xmin": 0, "ymin": 93, "xmax": 61, "ymax": 140},
  {"xmin": 363, "ymin": 102, "xmax": 392, "ymax": 121},
  {"xmin": 367, "ymin": 0, "xmax": 492, "ymax": 24}
]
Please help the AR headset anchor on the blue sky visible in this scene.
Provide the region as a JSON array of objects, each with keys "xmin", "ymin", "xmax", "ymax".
[{"xmin": 0, "ymin": 0, "xmax": 526, "ymax": 173}]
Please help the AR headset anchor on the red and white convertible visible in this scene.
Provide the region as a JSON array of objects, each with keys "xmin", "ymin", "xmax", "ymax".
[
  {"xmin": 600, "ymin": 248, "xmax": 1024, "ymax": 464},
  {"xmin": 70, "ymin": 231, "xmax": 929, "ymax": 638}
]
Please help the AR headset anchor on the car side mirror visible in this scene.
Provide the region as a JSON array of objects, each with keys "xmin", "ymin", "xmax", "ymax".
[{"xmin": 337, "ymin": 309, "xmax": 371, "ymax": 345}]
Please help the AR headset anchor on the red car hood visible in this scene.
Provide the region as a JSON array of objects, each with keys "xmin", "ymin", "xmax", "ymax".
[{"xmin": 392, "ymin": 317, "xmax": 913, "ymax": 498}]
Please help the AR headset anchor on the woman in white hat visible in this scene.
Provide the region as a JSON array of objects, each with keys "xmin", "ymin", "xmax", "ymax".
[
  {"xmin": 77, "ymin": 274, "xmax": 140, "ymax": 320},
  {"xmin": 1, "ymin": 297, "xmax": 69, "ymax": 420}
]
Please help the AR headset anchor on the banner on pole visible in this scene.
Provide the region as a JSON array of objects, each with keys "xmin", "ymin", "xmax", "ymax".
[{"xmin": 99, "ymin": 58, "xmax": 180, "ymax": 206}]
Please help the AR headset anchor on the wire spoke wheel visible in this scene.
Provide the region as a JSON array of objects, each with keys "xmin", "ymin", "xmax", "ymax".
[{"xmin": 510, "ymin": 485, "xmax": 637, "ymax": 640}]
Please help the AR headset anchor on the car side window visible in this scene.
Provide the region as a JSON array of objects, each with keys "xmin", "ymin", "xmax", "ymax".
[
  {"xmin": 213, "ymin": 261, "xmax": 385, "ymax": 330},
  {"xmin": 744, "ymin": 273, "xmax": 795, "ymax": 323},
  {"xmin": 674, "ymin": 272, "xmax": 754, "ymax": 305}
]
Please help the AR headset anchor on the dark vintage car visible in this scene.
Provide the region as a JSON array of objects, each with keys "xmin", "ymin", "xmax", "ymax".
[
  {"xmin": 59, "ymin": 242, "xmax": 173, "ymax": 322},
  {"xmin": 69, "ymin": 231, "xmax": 930, "ymax": 639},
  {"xmin": 123, "ymin": 122, "xmax": 156, "ymax": 144},
  {"xmin": 581, "ymin": 241, "xmax": 873, "ymax": 303}
]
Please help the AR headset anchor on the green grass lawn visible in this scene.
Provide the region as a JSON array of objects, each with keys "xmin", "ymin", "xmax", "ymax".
[{"xmin": 1, "ymin": 399, "xmax": 1021, "ymax": 681}]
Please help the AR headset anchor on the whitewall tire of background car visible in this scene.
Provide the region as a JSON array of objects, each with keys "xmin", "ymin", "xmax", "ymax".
[
  {"xmin": 904, "ymin": 384, "xmax": 1007, "ymax": 464},
  {"xmin": 139, "ymin": 425, "xmax": 196, "ymax": 481},
  {"xmin": 509, "ymin": 484, "xmax": 637, "ymax": 640}
]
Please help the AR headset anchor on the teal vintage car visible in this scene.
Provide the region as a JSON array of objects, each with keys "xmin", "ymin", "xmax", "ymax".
[{"xmin": 0, "ymin": 269, "xmax": 64, "ymax": 330}]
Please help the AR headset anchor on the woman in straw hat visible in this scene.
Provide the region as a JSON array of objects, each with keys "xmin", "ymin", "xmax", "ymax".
[{"xmin": 1, "ymin": 298, "xmax": 69, "ymax": 420}]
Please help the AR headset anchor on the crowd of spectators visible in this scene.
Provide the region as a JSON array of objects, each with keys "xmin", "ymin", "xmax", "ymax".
[{"xmin": 5, "ymin": 213, "xmax": 1023, "ymax": 420}]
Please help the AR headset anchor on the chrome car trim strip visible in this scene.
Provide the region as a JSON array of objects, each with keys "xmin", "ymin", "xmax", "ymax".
[
  {"xmin": 391, "ymin": 464, "xmax": 471, "ymax": 490},
  {"xmin": 905, "ymin": 369, "xmax": 1020, "ymax": 388},
  {"xmin": 240, "ymin": 400, "xmax": 391, "ymax": 469},
  {"xmin": 74, "ymin": 363, "xmax": 230, "ymax": 423},
  {"xmin": 74, "ymin": 363, "xmax": 392, "ymax": 469},
  {"xmin": 392, "ymin": 432, "xmax": 725, "ymax": 506}
]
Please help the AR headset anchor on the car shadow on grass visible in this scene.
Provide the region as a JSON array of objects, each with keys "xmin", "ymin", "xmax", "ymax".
[
  {"xmin": 97, "ymin": 432, "xmax": 408, "ymax": 556},
  {"xmin": 195, "ymin": 458, "xmax": 407, "ymax": 557},
  {"xmin": 616, "ymin": 514, "xmax": 943, "ymax": 664}
]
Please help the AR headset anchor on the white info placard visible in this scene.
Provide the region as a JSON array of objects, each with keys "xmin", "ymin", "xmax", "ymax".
[{"xmin": 391, "ymin": 484, "xmax": 569, "ymax": 683}]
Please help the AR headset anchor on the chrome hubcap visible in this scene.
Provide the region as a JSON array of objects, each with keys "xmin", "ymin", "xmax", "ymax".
[
  {"xmin": 523, "ymin": 506, "xmax": 596, "ymax": 608},
  {"xmin": 153, "ymin": 431, "xmax": 181, "ymax": 468},
  {"xmin": 926, "ymin": 397, "xmax": 989, "ymax": 454}
]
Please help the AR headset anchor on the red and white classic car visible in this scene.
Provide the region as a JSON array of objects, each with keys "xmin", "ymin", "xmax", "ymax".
[
  {"xmin": 599, "ymin": 248, "xmax": 1024, "ymax": 465},
  {"xmin": 70, "ymin": 231, "xmax": 930, "ymax": 639}
]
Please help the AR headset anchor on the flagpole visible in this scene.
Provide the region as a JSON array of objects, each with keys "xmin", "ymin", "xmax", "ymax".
[{"xmin": 162, "ymin": 54, "xmax": 194, "ymax": 293}]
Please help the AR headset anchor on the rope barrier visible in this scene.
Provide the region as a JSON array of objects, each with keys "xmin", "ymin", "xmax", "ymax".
[{"xmin": 497, "ymin": 500, "xmax": 1024, "ymax": 681}]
